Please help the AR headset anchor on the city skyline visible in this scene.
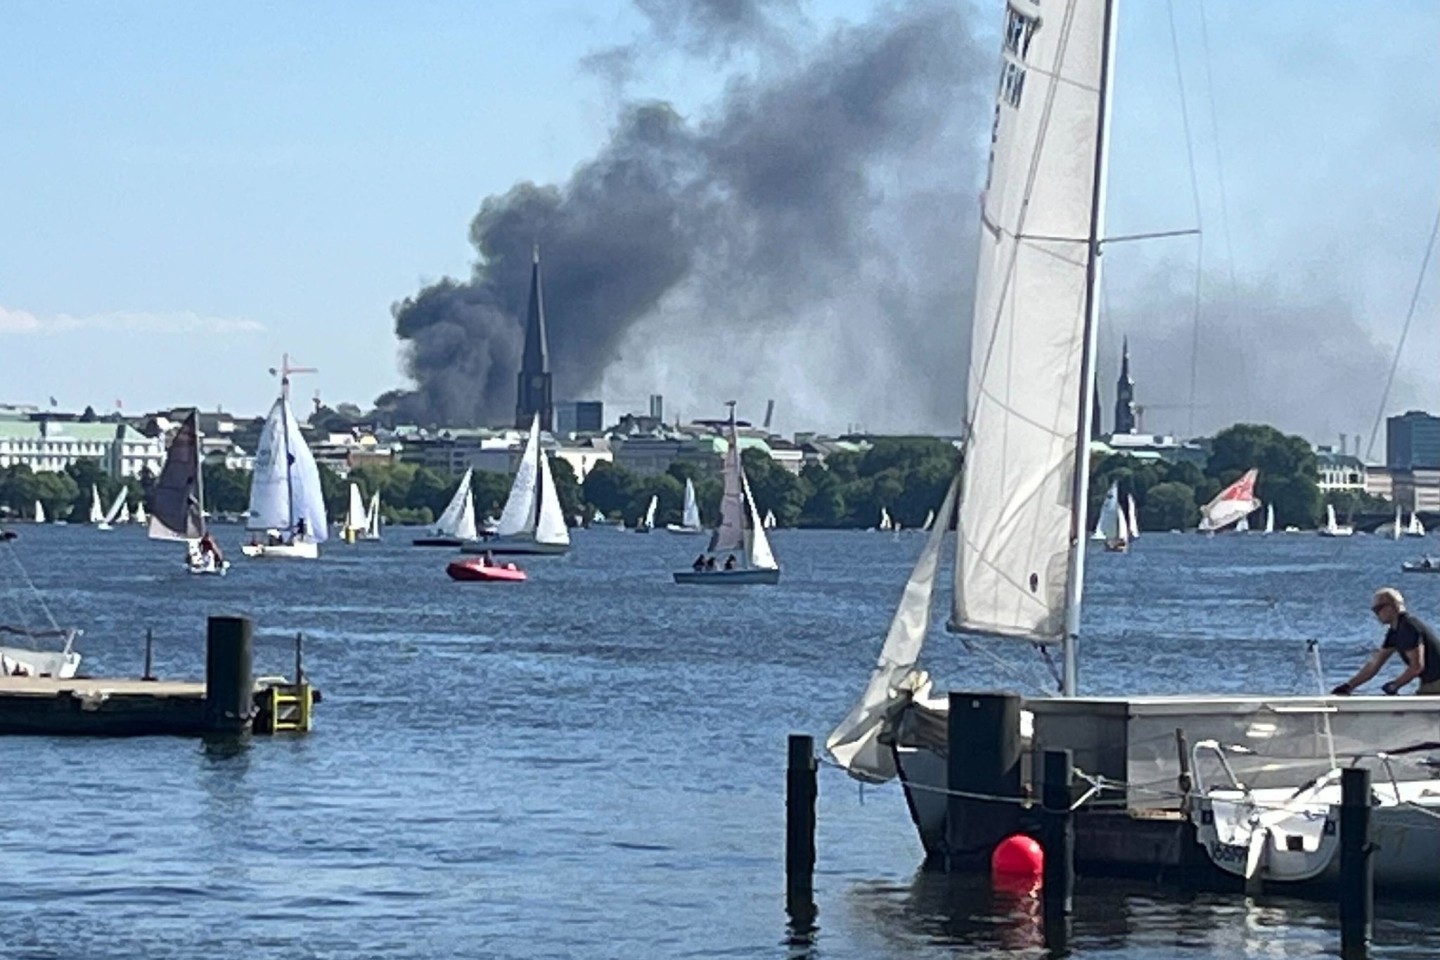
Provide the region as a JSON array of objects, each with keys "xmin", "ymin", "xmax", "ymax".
[{"xmin": 2, "ymin": 2, "xmax": 1436, "ymax": 439}]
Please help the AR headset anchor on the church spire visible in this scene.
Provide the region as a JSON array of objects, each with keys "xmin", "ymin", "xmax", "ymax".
[
  {"xmin": 516, "ymin": 243, "xmax": 554, "ymax": 431},
  {"xmin": 1113, "ymin": 336, "xmax": 1136, "ymax": 435}
]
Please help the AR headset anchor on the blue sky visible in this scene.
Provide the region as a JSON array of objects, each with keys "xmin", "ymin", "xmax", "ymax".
[{"xmin": 2, "ymin": 1, "xmax": 1436, "ymax": 441}]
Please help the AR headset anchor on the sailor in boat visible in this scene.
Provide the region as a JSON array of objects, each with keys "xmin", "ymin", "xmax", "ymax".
[
  {"xmin": 198, "ymin": 531, "xmax": 224, "ymax": 566},
  {"xmin": 705, "ymin": 557, "xmax": 717, "ymax": 571},
  {"xmin": 724, "ymin": 554, "xmax": 737, "ymax": 570},
  {"xmin": 692, "ymin": 554, "xmax": 706, "ymax": 572},
  {"xmin": 1331, "ymin": 587, "xmax": 1440, "ymax": 696}
]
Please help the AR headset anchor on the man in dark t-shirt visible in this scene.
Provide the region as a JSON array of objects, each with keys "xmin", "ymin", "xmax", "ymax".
[{"xmin": 1332, "ymin": 587, "xmax": 1440, "ymax": 696}]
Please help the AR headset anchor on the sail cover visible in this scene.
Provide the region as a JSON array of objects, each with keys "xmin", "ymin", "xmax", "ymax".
[
  {"xmin": 1199, "ymin": 468, "xmax": 1260, "ymax": 532},
  {"xmin": 829, "ymin": 476, "xmax": 960, "ymax": 782},
  {"xmin": 148, "ymin": 409, "xmax": 204, "ymax": 541},
  {"xmin": 951, "ymin": 0, "xmax": 1111, "ymax": 643}
]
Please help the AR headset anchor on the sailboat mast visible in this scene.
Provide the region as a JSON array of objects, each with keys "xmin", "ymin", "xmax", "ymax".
[
  {"xmin": 1061, "ymin": 0, "xmax": 1120, "ymax": 697},
  {"xmin": 192, "ymin": 409, "xmax": 207, "ymax": 536},
  {"xmin": 270, "ymin": 354, "xmax": 317, "ymax": 536}
]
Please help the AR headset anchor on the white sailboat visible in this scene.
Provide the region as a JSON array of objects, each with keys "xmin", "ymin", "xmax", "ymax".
[
  {"xmin": 1198, "ymin": 469, "xmax": 1261, "ymax": 534},
  {"xmin": 666, "ymin": 479, "xmax": 705, "ymax": 534},
  {"xmin": 413, "ymin": 468, "xmax": 478, "ymax": 546},
  {"xmin": 88, "ymin": 485, "xmax": 105, "ymax": 526},
  {"xmin": 133, "ymin": 500, "xmax": 147, "ymax": 525},
  {"xmin": 149, "ymin": 408, "xmax": 227, "ymax": 574},
  {"xmin": 1317, "ymin": 503, "xmax": 1353, "ymax": 538},
  {"xmin": 877, "ymin": 507, "xmax": 894, "ymax": 532},
  {"xmin": 0, "ymin": 536, "xmax": 82, "ymax": 678},
  {"xmin": 922, "ymin": 509, "xmax": 935, "ymax": 532},
  {"xmin": 674, "ymin": 405, "xmax": 779, "ymax": 585},
  {"xmin": 1407, "ymin": 510, "xmax": 1426, "ymax": 537},
  {"xmin": 96, "ymin": 488, "xmax": 127, "ymax": 532},
  {"xmin": 764, "ymin": 509, "xmax": 778, "ymax": 530},
  {"xmin": 1126, "ymin": 493, "xmax": 1140, "ymax": 540},
  {"xmin": 363, "ymin": 491, "xmax": 382, "ymax": 541},
  {"xmin": 1095, "ymin": 482, "xmax": 1129, "ymax": 552},
  {"xmin": 636, "ymin": 495, "xmax": 658, "ymax": 534},
  {"xmin": 241, "ymin": 357, "xmax": 328, "ymax": 559},
  {"xmin": 33, "ymin": 501, "xmax": 44, "ymax": 524},
  {"xmin": 1263, "ymin": 503, "xmax": 1275, "ymax": 535},
  {"xmin": 341, "ymin": 483, "xmax": 368, "ymax": 541},
  {"xmin": 461, "ymin": 415, "xmax": 570, "ymax": 556},
  {"xmin": 824, "ymin": 0, "xmax": 1440, "ymax": 880}
]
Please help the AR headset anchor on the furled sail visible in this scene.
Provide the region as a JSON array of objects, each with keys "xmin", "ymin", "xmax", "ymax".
[{"xmin": 951, "ymin": 0, "xmax": 1112, "ymax": 643}]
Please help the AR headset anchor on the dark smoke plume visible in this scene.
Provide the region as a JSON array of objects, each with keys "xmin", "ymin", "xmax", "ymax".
[{"xmin": 383, "ymin": 0, "xmax": 986, "ymax": 429}]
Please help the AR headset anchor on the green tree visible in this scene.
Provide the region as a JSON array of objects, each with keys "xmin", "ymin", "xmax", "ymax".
[
  {"xmin": 1206, "ymin": 424, "xmax": 1320, "ymax": 528},
  {"xmin": 1142, "ymin": 482, "xmax": 1197, "ymax": 531},
  {"xmin": 582, "ymin": 461, "xmax": 635, "ymax": 519}
]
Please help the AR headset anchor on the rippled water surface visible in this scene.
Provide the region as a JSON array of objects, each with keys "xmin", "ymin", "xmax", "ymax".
[{"xmin": 1, "ymin": 524, "xmax": 1437, "ymax": 958}]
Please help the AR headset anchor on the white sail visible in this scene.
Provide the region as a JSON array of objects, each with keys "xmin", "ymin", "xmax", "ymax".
[
  {"xmin": 922, "ymin": 509, "xmax": 935, "ymax": 532},
  {"xmin": 246, "ymin": 396, "xmax": 328, "ymax": 542},
  {"xmin": 534, "ymin": 441, "xmax": 570, "ymax": 546},
  {"xmin": 433, "ymin": 468, "xmax": 477, "ymax": 540},
  {"xmin": 1393, "ymin": 505, "xmax": 1403, "ymax": 541},
  {"xmin": 119, "ymin": 502, "xmax": 132, "ymax": 524},
  {"xmin": 496, "ymin": 421, "xmax": 542, "ymax": 538},
  {"xmin": 1264, "ymin": 503, "xmax": 1275, "ymax": 535},
  {"xmin": 1096, "ymin": 483, "xmax": 1128, "ymax": 547},
  {"xmin": 828, "ymin": 477, "xmax": 960, "ymax": 782},
  {"xmin": 365, "ymin": 491, "xmax": 381, "ymax": 539},
  {"xmin": 879, "ymin": 508, "xmax": 893, "ymax": 532},
  {"xmin": 681, "ymin": 479, "xmax": 701, "ymax": 529},
  {"xmin": 1409, "ymin": 511, "xmax": 1426, "ymax": 536},
  {"xmin": 709, "ymin": 432, "xmax": 747, "ymax": 555},
  {"xmin": 102, "ymin": 488, "xmax": 127, "ymax": 525},
  {"xmin": 89, "ymin": 485, "xmax": 104, "ymax": 524},
  {"xmin": 764, "ymin": 509, "xmax": 777, "ymax": 530},
  {"xmin": 133, "ymin": 501, "xmax": 146, "ymax": 524},
  {"xmin": 1236, "ymin": 513, "xmax": 1249, "ymax": 533},
  {"xmin": 643, "ymin": 495, "xmax": 658, "ymax": 531},
  {"xmin": 344, "ymin": 483, "xmax": 368, "ymax": 532},
  {"xmin": 1199, "ymin": 469, "xmax": 1261, "ymax": 532},
  {"xmin": 951, "ymin": 0, "xmax": 1112, "ymax": 644},
  {"xmin": 33, "ymin": 501, "xmax": 44, "ymax": 523},
  {"xmin": 740, "ymin": 468, "xmax": 778, "ymax": 570},
  {"xmin": 1126, "ymin": 494, "xmax": 1139, "ymax": 540}
]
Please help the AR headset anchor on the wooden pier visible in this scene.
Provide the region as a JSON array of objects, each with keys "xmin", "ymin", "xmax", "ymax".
[{"xmin": 0, "ymin": 615, "xmax": 317, "ymax": 736}]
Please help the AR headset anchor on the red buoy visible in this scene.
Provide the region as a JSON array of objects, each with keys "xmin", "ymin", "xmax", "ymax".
[{"xmin": 991, "ymin": 833, "xmax": 1044, "ymax": 892}]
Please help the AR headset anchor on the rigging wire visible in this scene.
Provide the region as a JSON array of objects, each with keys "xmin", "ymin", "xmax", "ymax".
[
  {"xmin": 1166, "ymin": 0, "xmax": 1206, "ymax": 438},
  {"xmin": 1364, "ymin": 205, "xmax": 1440, "ymax": 463}
]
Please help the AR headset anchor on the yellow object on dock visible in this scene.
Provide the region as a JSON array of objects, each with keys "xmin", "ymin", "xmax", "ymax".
[{"xmin": 262, "ymin": 682, "xmax": 315, "ymax": 733}]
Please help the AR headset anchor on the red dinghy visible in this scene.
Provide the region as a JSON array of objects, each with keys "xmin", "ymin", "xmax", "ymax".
[{"xmin": 446, "ymin": 557, "xmax": 527, "ymax": 582}]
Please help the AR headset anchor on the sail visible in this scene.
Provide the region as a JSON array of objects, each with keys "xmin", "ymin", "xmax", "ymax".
[
  {"xmin": 1264, "ymin": 504, "xmax": 1275, "ymax": 534},
  {"xmin": 366, "ymin": 491, "xmax": 381, "ymax": 538},
  {"xmin": 740, "ymin": 468, "xmax": 778, "ymax": 570},
  {"xmin": 247, "ymin": 396, "xmax": 328, "ymax": 541},
  {"xmin": 1199, "ymin": 469, "xmax": 1261, "ymax": 532},
  {"xmin": 1096, "ymin": 484, "xmax": 1122, "ymax": 542},
  {"xmin": 879, "ymin": 508, "xmax": 893, "ymax": 532},
  {"xmin": 951, "ymin": 0, "xmax": 1112, "ymax": 643},
  {"xmin": 102, "ymin": 488, "xmax": 127, "ymax": 525},
  {"xmin": 1325, "ymin": 504, "xmax": 1338, "ymax": 533},
  {"xmin": 828, "ymin": 477, "xmax": 960, "ymax": 782},
  {"xmin": 922, "ymin": 509, "xmax": 935, "ymax": 532},
  {"xmin": 1410, "ymin": 511, "xmax": 1425, "ymax": 536},
  {"xmin": 534, "ymin": 442, "xmax": 571, "ymax": 546},
  {"xmin": 1126, "ymin": 494, "xmax": 1139, "ymax": 540},
  {"xmin": 134, "ymin": 501, "xmax": 147, "ymax": 524},
  {"xmin": 148, "ymin": 410, "xmax": 204, "ymax": 541},
  {"xmin": 496, "ymin": 419, "xmax": 542, "ymax": 537},
  {"xmin": 433, "ymin": 468, "xmax": 476, "ymax": 539},
  {"xmin": 33, "ymin": 501, "xmax": 44, "ymax": 523},
  {"xmin": 89, "ymin": 485, "xmax": 104, "ymax": 524},
  {"xmin": 1235, "ymin": 513, "xmax": 1249, "ymax": 533},
  {"xmin": 709, "ymin": 428, "xmax": 747, "ymax": 554},
  {"xmin": 764, "ymin": 509, "xmax": 777, "ymax": 530},
  {"xmin": 681, "ymin": 479, "xmax": 701, "ymax": 528},
  {"xmin": 643, "ymin": 495, "xmax": 658, "ymax": 529},
  {"xmin": 1393, "ymin": 505, "xmax": 1403, "ymax": 541},
  {"xmin": 592, "ymin": 508, "xmax": 604, "ymax": 524},
  {"xmin": 344, "ymin": 483, "xmax": 368, "ymax": 531}
]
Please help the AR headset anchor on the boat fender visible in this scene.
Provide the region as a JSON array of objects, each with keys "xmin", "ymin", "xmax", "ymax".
[{"xmin": 71, "ymin": 688, "xmax": 111, "ymax": 712}]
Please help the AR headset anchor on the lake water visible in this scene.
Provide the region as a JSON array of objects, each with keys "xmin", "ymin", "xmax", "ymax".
[{"xmin": 1, "ymin": 524, "xmax": 1438, "ymax": 959}]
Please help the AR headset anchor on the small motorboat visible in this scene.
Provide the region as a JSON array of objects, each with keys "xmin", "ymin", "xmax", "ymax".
[
  {"xmin": 1402, "ymin": 557, "xmax": 1440, "ymax": 574},
  {"xmin": 446, "ymin": 557, "xmax": 527, "ymax": 582}
]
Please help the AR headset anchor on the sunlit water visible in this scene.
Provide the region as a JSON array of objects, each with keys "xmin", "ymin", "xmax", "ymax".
[{"xmin": 1, "ymin": 524, "xmax": 1437, "ymax": 958}]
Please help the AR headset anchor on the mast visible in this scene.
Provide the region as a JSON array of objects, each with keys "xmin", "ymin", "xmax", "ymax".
[
  {"xmin": 270, "ymin": 354, "xmax": 317, "ymax": 536},
  {"xmin": 192, "ymin": 409, "xmax": 207, "ymax": 536},
  {"xmin": 1061, "ymin": 0, "xmax": 1120, "ymax": 697}
]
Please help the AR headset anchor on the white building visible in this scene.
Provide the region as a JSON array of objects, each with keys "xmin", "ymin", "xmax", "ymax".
[{"xmin": 0, "ymin": 419, "xmax": 164, "ymax": 478}]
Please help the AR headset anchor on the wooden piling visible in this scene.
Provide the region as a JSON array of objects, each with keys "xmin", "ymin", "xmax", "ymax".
[
  {"xmin": 1339, "ymin": 767, "xmax": 1373, "ymax": 960},
  {"xmin": 785, "ymin": 733, "xmax": 818, "ymax": 933},
  {"xmin": 1041, "ymin": 748, "xmax": 1075, "ymax": 955},
  {"xmin": 294, "ymin": 631, "xmax": 305, "ymax": 685},
  {"xmin": 945, "ymin": 691, "xmax": 1022, "ymax": 872},
  {"xmin": 204, "ymin": 616, "xmax": 254, "ymax": 734},
  {"xmin": 142, "ymin": 628, "xmax": 155, "ymax": 682}
]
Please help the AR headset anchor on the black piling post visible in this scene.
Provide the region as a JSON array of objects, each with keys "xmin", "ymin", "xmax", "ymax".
[
  {"xmin": 1340, "ymin": 767, "xmax": 1373, "ymax": 960},
  {"xmin": 785, "ymin": 733, "xmax": 818, "ymax": 935},
  {"xmin": 1041, "ymin": 749, "xmax": 1075, "ymax": 956},
  {"xmin": 204, "ymin": 615, "xmax": 255, "ymax": 734},
  {"xmin": 142, "ymin": 628, "xmax": 155, "ymax": 681},
  {"xmin": 945, "ymin": 691, "xmax": 1022, "ymax": 872},
  {"xmin": 294, "ymin": 631, "xmax": 304, "ymax": 685}
]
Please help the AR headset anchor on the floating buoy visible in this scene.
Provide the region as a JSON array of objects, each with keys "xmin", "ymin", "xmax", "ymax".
[{"xmin": 991, "ymin": 833, "xmax": 1044, "ymax": 892}]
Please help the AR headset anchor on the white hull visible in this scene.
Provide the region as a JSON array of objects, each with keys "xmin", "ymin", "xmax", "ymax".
[
  {"xmin": 665, "ymin": 524, "xmax": 705, "ymax": 535},
  {"xmin": 1317, "ymin": 527, "xmax": 1354, "ymax": 537},
  {"xmin": 241, "ymin": 540, "xmax": 319, "ymax": 559},
  {"xmin": 0, "ymin": 647, "xmax": 81, "ymax": 679}
]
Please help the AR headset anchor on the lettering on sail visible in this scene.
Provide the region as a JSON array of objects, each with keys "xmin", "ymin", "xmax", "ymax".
[{"xmin": 984, "ymin": 3, "xmax": 1040, "ymax": 194}]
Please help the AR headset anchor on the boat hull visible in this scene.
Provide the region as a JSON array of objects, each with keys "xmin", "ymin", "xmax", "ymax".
[
  {"xmin": 460, "ymin": 538, "xmax": 569, "ymax": 556},
  {"xmin": 445, "ymin": 559, "xmax": 527, "ymax": 582},
  {"xmin": 0, "ymin": 647, "xmax": 80, "ymax": 679},
  {"xmin": 412, "ymin": 536, "xmax": 469, "ymax": 548},
  {"xmin": 665, "ymin": 525, "xmax": 705, "ymax": 535},
  {"xmin": 672, "ymin": 567, "xmax": 780, "ymax": 585},
  {"xmin": 241, "ymin": 540, "xmax": 319, "ymax": 559},
  {"xmin": 1401, "ymin": 560, "xmax": 1440, "ymax": 573}
]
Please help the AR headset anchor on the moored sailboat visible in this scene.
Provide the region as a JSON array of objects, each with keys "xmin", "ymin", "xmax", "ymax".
[
  {"xmin": 241, "ymin": 357, "xmax": 328, "ymax": 559},
  {"xmin": 674, "ymin": 406, "xmax": 779, "ymax": 585},
  {"xmin": 460, "ymin": 415, "xmax": 570, "ymax": 556},
  {"xmin": 149, "ymin": 409, "xmax": 228, "ymax": 574}
]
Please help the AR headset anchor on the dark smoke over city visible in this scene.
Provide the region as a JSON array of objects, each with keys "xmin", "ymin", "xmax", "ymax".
[{"xmin": 380, "ymin": 0, "xmax": 985, "ymax": 429}]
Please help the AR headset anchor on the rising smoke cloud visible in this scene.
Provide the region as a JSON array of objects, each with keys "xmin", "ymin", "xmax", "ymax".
[{"xmin": 382, "ymin": 0, "xmax": 986, "ymax": 430}]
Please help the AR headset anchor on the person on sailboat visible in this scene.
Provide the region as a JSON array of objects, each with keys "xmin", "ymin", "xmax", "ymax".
[
  {"xmin": 692, "ymin": 554, "xmax": 706, "ymax": 572},
  {"xmin": 198, "ymin": 532, "xmax": 223, "ymax": 564},
  {"xmin": 1331, "ymin": 588, "xmax": 1440, "ymax": 696},
  {"xmin": 724, "ymin": 554, "xmax": 737, "ymax": 570}
]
